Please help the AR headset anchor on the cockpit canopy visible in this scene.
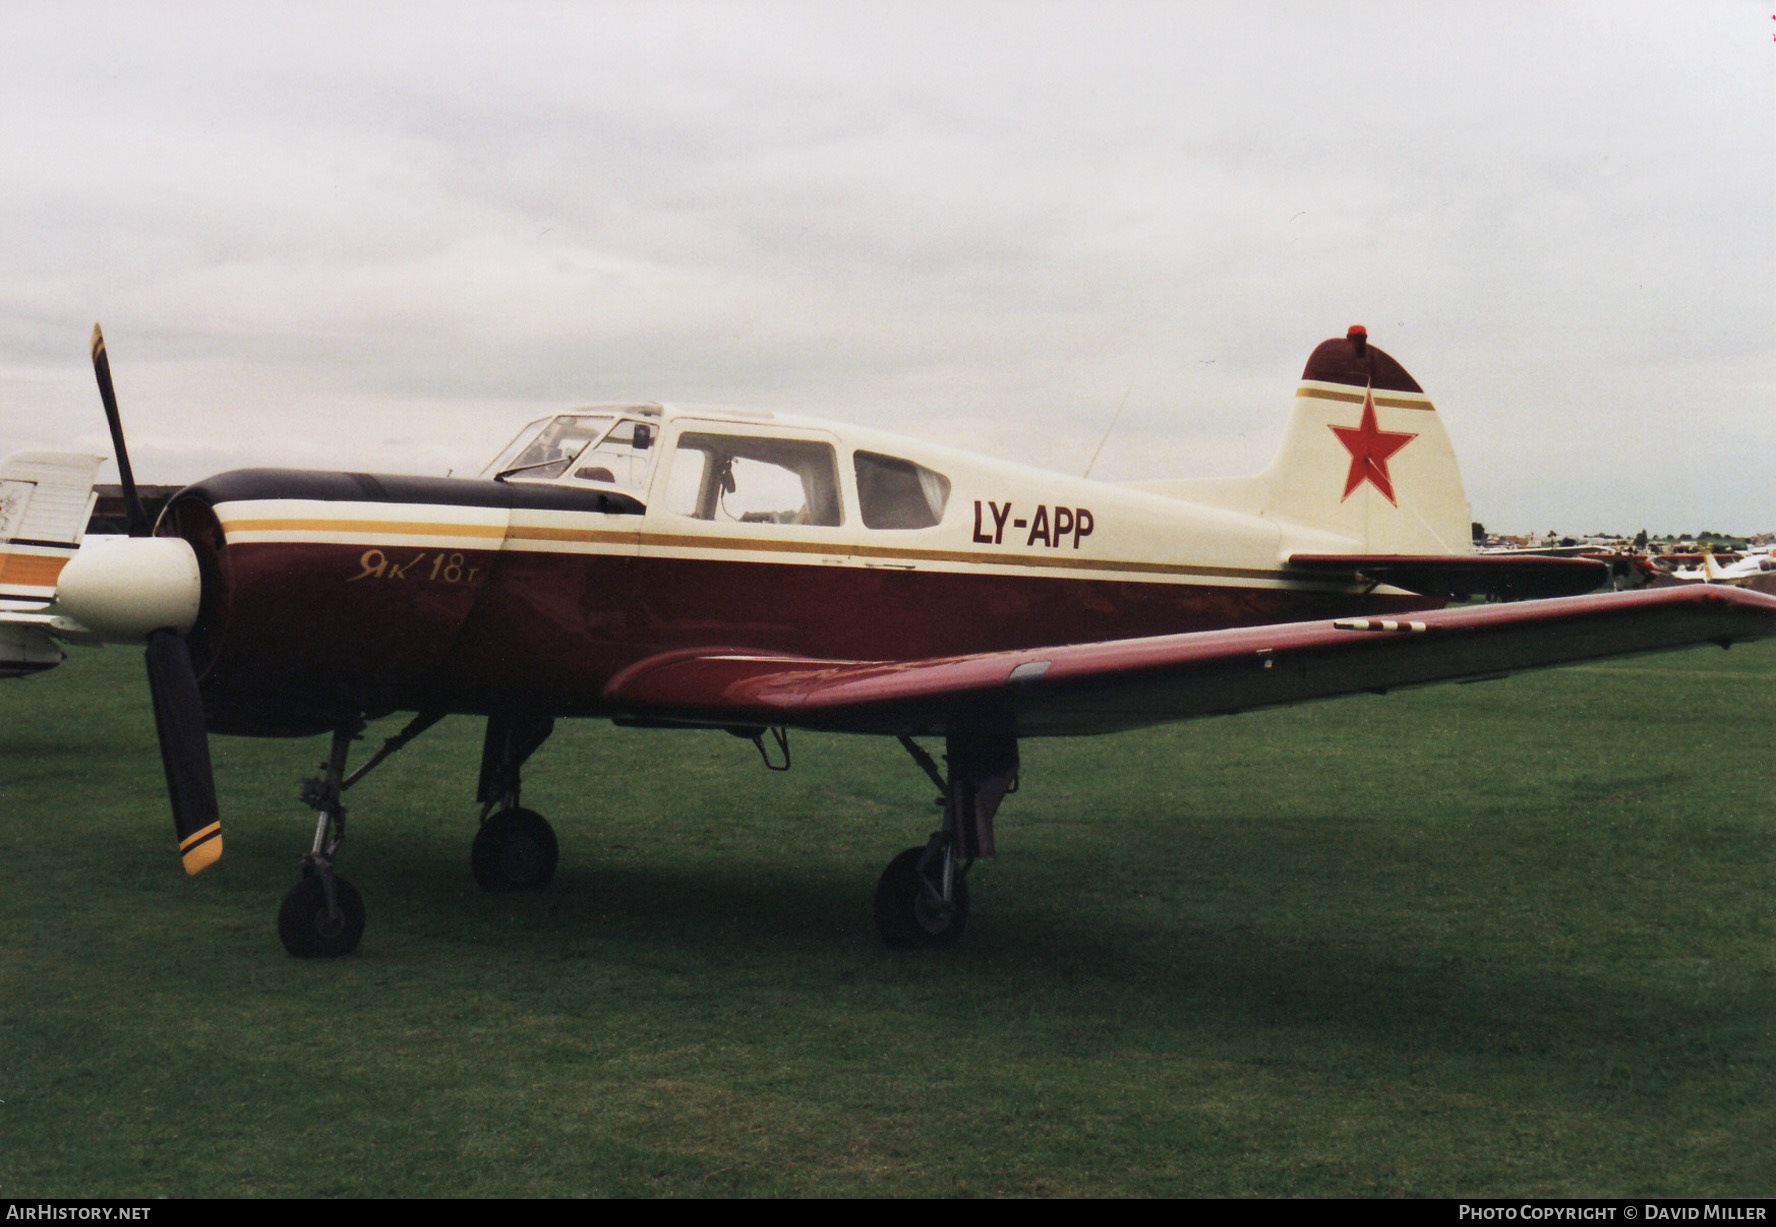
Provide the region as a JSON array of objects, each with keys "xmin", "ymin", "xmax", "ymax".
[{"xmin": 481, "ymin": 405, "xmax": 954, "ymax": 532}]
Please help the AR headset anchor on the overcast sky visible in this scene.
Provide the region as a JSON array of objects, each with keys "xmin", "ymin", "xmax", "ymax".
[{"xmin": 2, "ymin": 1, "xmax": 1769, "ymax": 535}]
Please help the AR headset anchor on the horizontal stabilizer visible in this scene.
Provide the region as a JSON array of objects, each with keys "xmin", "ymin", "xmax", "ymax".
[
  {"xmin": 0, "ymin": 452, "xmax": 104, "ymax": 547},
  {"xmin": 1287, "ymin": 553, "xmax": 1607, "ymax": 600},
  {"xmin": 1, "ymin": 452, "xmax": 104, "ymax": 614}
]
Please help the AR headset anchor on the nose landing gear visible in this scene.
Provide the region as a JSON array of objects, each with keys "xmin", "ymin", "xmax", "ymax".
[{"xmin": 279, "ymin": 719, "xmax": 369, "ymax": 958}]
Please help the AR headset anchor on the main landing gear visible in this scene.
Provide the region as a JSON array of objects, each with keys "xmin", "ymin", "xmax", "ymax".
[
  {"xmin": 471, "ymin": 808, "xmax": 558, "ymax": 892},
  {"xmin": 273, "ymin": 710, "xmax": 559, "ymax": 956},
  {"xmin": 470, "ymin": 715, "xmax": 558, "ymax": 892},
  {"xmin": 874, "ymin": 729, "xmax": 1018, "ymax": 949}
]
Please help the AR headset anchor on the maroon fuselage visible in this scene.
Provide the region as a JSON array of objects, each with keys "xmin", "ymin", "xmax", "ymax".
[{"xmin": 160, "ymin": 470, "xmax": 1434, "ymax": 738}]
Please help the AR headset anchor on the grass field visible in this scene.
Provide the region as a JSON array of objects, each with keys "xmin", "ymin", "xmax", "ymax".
[{"xmin": 2, "ymin": 640, "xmax": 1773, "ymax": 1197}]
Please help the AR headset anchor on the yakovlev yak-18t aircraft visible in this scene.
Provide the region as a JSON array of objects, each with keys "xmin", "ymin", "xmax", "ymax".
[{"xmin": 4, "ymin": 325, "xmax": 1773, "ymax": 957}]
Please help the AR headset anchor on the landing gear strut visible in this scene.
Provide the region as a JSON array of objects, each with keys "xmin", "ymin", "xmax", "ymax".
[
  {"xmin": 875, "ymin": 728, "xmax": 1018, "ymax": 948},
  {"xmin": 277, "ymin": 711, "xmax": 443, "ymax": 957},
  {"xmin": 280, "ymin": 720, "xmax": 366, "ymax": 957},
  {"xmin": 472, "ymin": 715, "xmax": 558, "ymax": 892}
]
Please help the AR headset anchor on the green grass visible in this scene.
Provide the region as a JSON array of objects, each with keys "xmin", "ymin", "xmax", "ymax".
[{"xmin": 2, "ymin": 641, "xmax": 1772, "ymax": 1196}]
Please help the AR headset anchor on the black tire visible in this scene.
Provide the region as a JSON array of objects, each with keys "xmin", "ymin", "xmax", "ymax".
[
  {"xmin": 873, "ymin": 846, "xmax": 968, "ymax": 948},
  {"xmin": 471, "ymin": 807, "xmax": 559, "ymax": 892},
  {"xmin": 278, "ymin": 874, "xmax": 365, "ymax": 958}
]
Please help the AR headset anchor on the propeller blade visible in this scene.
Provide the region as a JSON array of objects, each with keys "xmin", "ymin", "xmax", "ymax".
[
  {"xmin": 90, "ymin": 323, "xmax": 150, "ymax": 538},
  {"xmin": 145, "ymin": 629, "xmax": 222, "ymax": 874},
  {"xmin": 88, "ymin": 326, "xmax": 219, "ymax": 871}
]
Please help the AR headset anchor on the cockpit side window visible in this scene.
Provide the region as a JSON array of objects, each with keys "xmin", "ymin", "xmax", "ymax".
[
  {"xmin": 854, "ymin": 451, "xmax": 951, "ymax": 529},
  {"xmin": 665, "ymin": 432, "xmax": 842, "ymax": 526},
  {"xmin": 569, "ymin": 419, "xmax": 654, "ymax": 493}
]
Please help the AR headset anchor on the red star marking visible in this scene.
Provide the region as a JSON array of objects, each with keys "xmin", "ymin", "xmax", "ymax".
[{"xmin": 1328, "ymin": 387, "xmax": 1417, "ymax": 505}]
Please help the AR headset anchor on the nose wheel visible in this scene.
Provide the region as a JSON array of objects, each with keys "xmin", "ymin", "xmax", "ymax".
[{"xmin": 278, "ymin": 873, "xmax": 366, "ymax": 958}]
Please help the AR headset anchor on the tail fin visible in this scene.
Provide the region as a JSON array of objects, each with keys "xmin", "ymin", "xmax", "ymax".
[
  {"xmin": 1136, "ymin": 328, "xmax": 1472, "ymax": 556},
  {"xmin": 1254, "ymin": 327, "xmax": 1469, "ymax": 553},
  {"xmin": 1, "ymin": 451, "xmax": 103, "ymax": 608}
]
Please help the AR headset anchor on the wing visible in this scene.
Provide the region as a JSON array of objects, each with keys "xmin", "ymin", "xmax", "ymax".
[{"xmin": 605, "ymin": 586, "xmax": 1776, "ymax": 738}]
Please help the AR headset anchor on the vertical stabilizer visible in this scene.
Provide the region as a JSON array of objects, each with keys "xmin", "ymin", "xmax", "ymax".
[
  {"xmin": 1257, "ymin": 327, "xmax": 1470, "ymax": 554},
  {"xmin": 1133, "ymin": 328, "xmax": 1472, "ymax": 557}
]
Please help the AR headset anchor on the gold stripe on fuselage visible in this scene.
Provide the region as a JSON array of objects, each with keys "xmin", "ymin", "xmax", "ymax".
[
  {"xmin": 637, "ymin": 531, "xmax": 1282, "ymax": 582},
  {"xmin": 220, "ymin": 508, "xmax": 1309, "ymax": 587},
  {"xmin": 511, "ymin": 525, "xmax": 640, "ymax": 546},
  {"xmin": 219, "ymin": 516, "xmax": 638, "ymax": 550},
  {"xmin": 220, "ymin": 517, "xmax": 509, "ymax": 539}
]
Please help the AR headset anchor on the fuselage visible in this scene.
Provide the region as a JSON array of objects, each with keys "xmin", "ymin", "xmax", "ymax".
[{"xmin": 154, "ymin": 404, "xmax": 1438, "ymax": 736}]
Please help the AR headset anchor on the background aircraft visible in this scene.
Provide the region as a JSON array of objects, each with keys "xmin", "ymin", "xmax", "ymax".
[
  {"xmin": 0, "ymin": 450, "xmax": 100, "ymax": 677},
  {"xmin": 1667, "ymin": 550, "xmax": 1776, "ymax": 588},
  {"xmin": 4, "ymin": 325, "xmax": 1772, "ymax": 957}
]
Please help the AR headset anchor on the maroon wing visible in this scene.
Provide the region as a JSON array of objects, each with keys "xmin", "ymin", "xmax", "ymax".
[{"xmin": 603, "ymin": 586, "xmax": 1776, "ymax": 738}]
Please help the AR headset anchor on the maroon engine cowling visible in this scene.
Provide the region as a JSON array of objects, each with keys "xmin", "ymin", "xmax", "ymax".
[{"xmin": 155, "ymin": 469, "xmax": 647, "ymax": 737}]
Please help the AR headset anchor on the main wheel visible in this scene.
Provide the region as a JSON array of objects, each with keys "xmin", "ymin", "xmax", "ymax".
[
  {"xmin": 874, "ymin": 846, "xmax": 969, "ymax": 948},
  {"xmin": 471, "ymin": 807, "xmax": 559, "ymax": 892},
  {"xmin": 278, "ymin": 874, "xmax": 366, "ymax": 958}
]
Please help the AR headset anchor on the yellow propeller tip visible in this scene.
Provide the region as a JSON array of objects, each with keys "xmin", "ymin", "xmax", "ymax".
[{"xmin": 179, "ymin": 823, "xmax": 223, "ymax": 875}]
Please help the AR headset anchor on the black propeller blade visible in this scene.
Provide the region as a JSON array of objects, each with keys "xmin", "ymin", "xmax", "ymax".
[
  {"xmin": 90, "ymin": 324, "xmax": 223, "ymax": 873},
  {"xmin": 146, "ymin": 629, "xmax": 222, "ymax": 873},
  {"xmin": 90, "ymin": 324, "xmax": 150, "ymax": 539}
]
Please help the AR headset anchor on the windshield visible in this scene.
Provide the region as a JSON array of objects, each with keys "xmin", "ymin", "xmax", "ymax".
[{"xmin": 481, "ymin": 415, "xmax": 614, "ymax": 480}]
